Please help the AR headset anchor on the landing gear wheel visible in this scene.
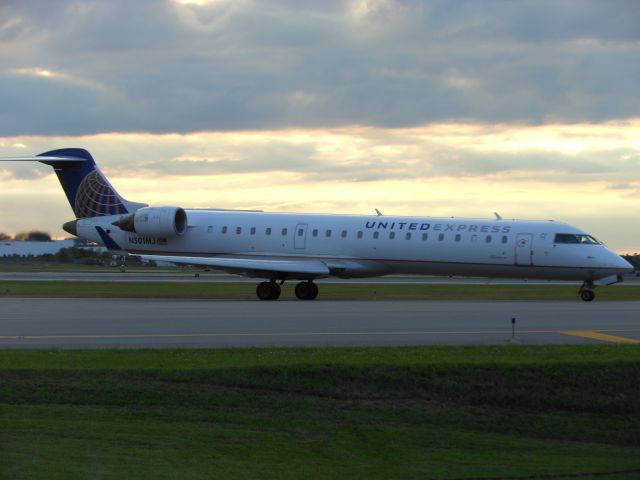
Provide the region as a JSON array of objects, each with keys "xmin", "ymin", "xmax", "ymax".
[
  {"xmin": 578, "ymin": 281, "xmax": 596, "ymax": 302},
  {"xmin": 295, "ymin": 281, "xmax": 319, "ymax": 300},
  {"xmin": 256, "ymin": 281, "xmax": 281, "ymax": 300},
  {"xmin": 580, "ymin": 289, "xmax": 595, "ymax": 302}
]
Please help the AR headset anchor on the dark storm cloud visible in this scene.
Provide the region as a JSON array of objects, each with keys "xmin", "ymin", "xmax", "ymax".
[{"xmin": 0, "ymin": 0, "xmax": 639, "ymax": 135}]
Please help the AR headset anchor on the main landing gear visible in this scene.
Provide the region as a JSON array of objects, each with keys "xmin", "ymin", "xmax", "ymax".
[
  {"xmin": 255, "ymin": 280, "xmax": 319, "ymax": 300},
  {"xmin": 579, "ymin": 281, "xmax": 596, "ymax": 302},
  {"xmin": 294, "ymin": 281, "xmax": 319, "ymax": 300},
  {"xmin": 256, "ymin": 281, "xmax": 281, "ymax": 300}
]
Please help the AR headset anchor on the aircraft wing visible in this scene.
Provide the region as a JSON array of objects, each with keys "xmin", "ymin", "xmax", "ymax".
[{"xmin": 140, "ymin": 255, "xmax": 331, "ymax": 280}]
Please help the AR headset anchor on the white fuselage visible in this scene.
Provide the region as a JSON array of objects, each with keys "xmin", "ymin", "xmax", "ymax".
[{"xmin": 76, "ymin": 210, "xmax": 632, "ymax": 282}]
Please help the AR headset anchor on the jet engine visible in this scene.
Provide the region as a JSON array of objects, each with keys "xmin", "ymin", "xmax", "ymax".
[{"xmin": 113, "ymin": 206, "xmax": 187, "ymax": 237}]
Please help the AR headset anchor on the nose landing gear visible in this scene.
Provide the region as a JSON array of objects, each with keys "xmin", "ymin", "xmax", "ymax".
[{"xmin": 579, "ymin": 281, "xmax": 596, "ymax": 302}]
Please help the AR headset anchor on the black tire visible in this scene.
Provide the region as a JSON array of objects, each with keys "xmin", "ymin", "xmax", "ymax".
[
  {"xmin": 270, "ymin": 283, "xmax": 281, "ymax": 300},
  {"xmin": 295, "ymin": 281, "xmax": 318, "ymax": 300},
  {"xmin": 294, "ymin": 281, "xmax": 310, "ymax": 300},
  {"xmin": 308, "ymin": 282, "xmax": 319, "ymax": 300},
  {"xmin": 257, "ymin": 281, "xmax": 281, "ymax": 300},
  {"xmin": 580, "ymin": 289, "xmax": 595, "ymax": 302}
]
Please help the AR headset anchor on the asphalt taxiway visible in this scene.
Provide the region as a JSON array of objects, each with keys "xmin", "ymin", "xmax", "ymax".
[{"xmin": 1, "ymin": 298, "xmax": 638, "ymax": 348}]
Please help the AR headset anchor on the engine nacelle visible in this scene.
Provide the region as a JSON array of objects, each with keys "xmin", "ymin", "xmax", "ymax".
[{"xmin": 114, "ymin": 206, "xmax": 187, "ymax": 237}]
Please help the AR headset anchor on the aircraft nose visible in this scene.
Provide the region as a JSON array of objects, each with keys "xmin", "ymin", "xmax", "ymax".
[{"xmin": 608, "ymin": 251, "xmax": 634, "ymax": 273}]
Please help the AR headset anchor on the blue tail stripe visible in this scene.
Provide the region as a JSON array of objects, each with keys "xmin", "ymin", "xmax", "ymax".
[{"xmin": 95, "ymin": 226, "xmax": 122, "ymax": 250}]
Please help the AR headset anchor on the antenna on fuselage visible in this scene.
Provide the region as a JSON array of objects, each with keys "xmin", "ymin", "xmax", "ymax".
[
  {"xmin": 494, "ymin": 212, "xmax": 502, "ymax": 220},
  {"xmin": 375, "ymin": 208, "xmax": 383, "ymax": 216}
]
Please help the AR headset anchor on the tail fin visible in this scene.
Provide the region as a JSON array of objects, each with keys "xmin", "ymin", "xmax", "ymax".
[{"xmin": 2, "ymin": 148, "xmax": 147, "ymax": 218}]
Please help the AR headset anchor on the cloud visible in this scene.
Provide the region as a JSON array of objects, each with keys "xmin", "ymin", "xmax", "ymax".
[
  {"xmin": 1, "ymin": 121, "xmax": 638, "ymax": 185},
  {"xmin": 0, "ymin": 0, "xmax": 639, "ymax": 135}
]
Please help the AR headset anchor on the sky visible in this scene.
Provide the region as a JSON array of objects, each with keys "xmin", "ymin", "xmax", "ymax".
[{"xmin": 1, "ymin": 0, "xmax": 639, "ymax": 252}]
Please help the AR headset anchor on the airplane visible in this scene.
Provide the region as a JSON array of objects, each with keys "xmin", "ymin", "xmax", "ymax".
[{"xmin": 0, "ymin": 148, "xmax": 634, "ymax": 301}]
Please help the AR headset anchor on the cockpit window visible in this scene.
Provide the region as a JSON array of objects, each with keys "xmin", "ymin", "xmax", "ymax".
[{"xmin": 554, "ymin": 234, "xmax": 601, "ymax": 245}]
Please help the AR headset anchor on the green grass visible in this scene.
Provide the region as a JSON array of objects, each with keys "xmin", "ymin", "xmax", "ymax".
[
  {"xmin": 1, "ymin": 279, "xmax": 639, "ymax": 300},
  {"xmin": 2, "ymin": 346, "xmax": 640, "ymax": 479}
]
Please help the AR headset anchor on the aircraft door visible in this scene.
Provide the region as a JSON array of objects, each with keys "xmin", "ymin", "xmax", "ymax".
[
  {"xmin": 515, "ymin": 233, "xmax": 533, "ymax": 265},
  {"xmin": 294, "ymin": 223, "xmax": 308, "ymax": 249}
]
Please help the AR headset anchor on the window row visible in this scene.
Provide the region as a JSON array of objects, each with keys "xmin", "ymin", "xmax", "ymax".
[{"xmin": 213, "ymin": 226, "xmax": 509, "ymax": 244}]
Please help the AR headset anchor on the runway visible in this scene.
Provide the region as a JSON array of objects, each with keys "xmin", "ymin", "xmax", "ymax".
[{"xmin": 1, "ymin": 298, "xmax": 639, "ymax": 348}]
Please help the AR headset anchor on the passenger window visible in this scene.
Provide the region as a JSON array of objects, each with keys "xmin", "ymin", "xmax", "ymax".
[
  {"xmin": 281, "ymin": 228, "xmax": 288, "ymax": 236},
  {"xmin": 438, "ymin": 233, "xmax": 444, "ymax": 241},
  {"xmin": 312, "ymin": 229, "xmax": 318, "ymax": 237},
  {"xmin": 266, "ymin": 228, "xmax": 271, "ymax": 235},
  {"xmin": 250, "ymin": 227, "xmax": 256, "ymax": 235},
  {"xmin": 455, "ymin": 234, "xmax": 461, "ymax": 242},
  {"xmin": 298, "ymin": 228, "xmax": 304, "ymax": 237},
  {"xmin": 422, "ymin": 233, "xmax": 428, "ymax": 241},
  {"xmin": 486, "ymin": 235, "xmax": 492, "ymax": 243},
  {"xmin": 373, "ymin": 231, "xmax": 379, "ymax": 239},
  {"xmin": 326, "ymin": 229, "xmax": 332, "ymax": 238},
  {"xmin": 236, "ymin": 227, "xmax": 242, "ymax": 234},
  {"xmin": 405, "ymin": 233, "xmax": 411, "ymax": 240},
  {"xmin": 471, "ymin": 234, "xmax": 478, "ymax": 242},
  {"xmin": 389, "ymin": 232, "xmax": 396, "ymax": 239},
  {"xmin": 341, "ymin": 230, "xmax": 347, "ymax": 238},
  {"xmin": 357, "ymin": 231, "xmax": 363, "ymax": 239},
  {"xmin": 222, "ymin": 226, "xmax": 228, "ymax": 234},
  {"xmin": 502, "ymin": 235, "xmax": 508, "ymax": 244}
]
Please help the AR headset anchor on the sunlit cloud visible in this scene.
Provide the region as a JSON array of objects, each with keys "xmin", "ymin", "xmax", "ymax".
[
  {"xmin": 12, "ymin": 67, "xmax": 55, "ymax": 78},
  {"xmin": 10, "ymin": 67, "xmax": 110, "ymax": 92}
]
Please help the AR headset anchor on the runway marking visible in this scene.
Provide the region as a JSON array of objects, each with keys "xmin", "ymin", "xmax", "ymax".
[
  {"xmin": 2, "ymin": 328, "xmax": 640, "ymax": 341},
  {"xmin": 560, "ymin": 330, "xmax": 640, "ymax": 344}
]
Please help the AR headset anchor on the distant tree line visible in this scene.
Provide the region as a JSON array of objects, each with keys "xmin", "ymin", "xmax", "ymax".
[
  {"xmin": 0, "ymin": 246, "xmax": 150, "ymax": 267},
  {"xmin": 0, "ymin": 231, "xmax": 52, "ymax": 241},
  {"xmin": 0, "ymin": 247, "xmax": 109, "ymax": 265}
]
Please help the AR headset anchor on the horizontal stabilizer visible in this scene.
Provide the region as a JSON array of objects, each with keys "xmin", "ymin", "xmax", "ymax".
[
  {"xmin": 0, "ymin": 155, "xmax": 86, "ymax": 162},
  {"xmin": 140, "ymin": 255, "xmax": 331, "ymax": 279}
]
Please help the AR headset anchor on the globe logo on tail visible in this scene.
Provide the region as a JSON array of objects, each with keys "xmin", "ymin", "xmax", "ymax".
[{"xmin": 74, "ymin": 170, "xmax": 128, "ymax": 217}]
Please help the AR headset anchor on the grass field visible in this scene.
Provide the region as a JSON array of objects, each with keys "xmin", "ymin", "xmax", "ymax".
[
  {"xmin": 1, "ymin": 279, "xmax": 640, "ymax": 301},
  {"xmin": 2, "ymin": 346, "xmax": 640, "ymax": 479}
]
